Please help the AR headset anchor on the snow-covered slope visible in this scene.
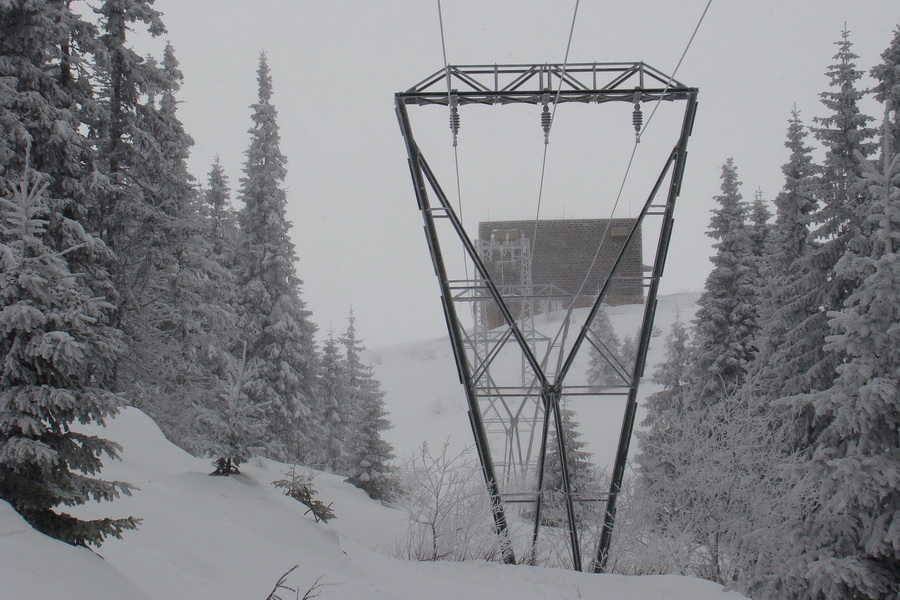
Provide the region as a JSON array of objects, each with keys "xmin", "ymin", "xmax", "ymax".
[
  {"xmin": 372, "ymin": 292, "xmax": 701, "ymax": 468},
  {"xmin": 0, "ymin": 500, "xmax": 152, "ymax": 600},
  {"xmin": 0, "ymin": 404, "xmax": 745, "ymax": 600},
  {"xmin": 2, "ymin": 293, "xmax": 744, "ymax": 600}
]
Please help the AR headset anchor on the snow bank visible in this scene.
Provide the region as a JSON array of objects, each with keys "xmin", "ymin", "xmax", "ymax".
[{"xmin": 0, "ymin": 500, "xmax": 151, "ymax": 600}]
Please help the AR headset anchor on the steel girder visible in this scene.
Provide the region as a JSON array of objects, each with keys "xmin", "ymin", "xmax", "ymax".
[
  {"xmin": 397, "ymin": 62, "xmax": 691, "ymax": 107},
  {"xmin": 395, "ymin": 63, "xmax": 698, "ymax": 572}
]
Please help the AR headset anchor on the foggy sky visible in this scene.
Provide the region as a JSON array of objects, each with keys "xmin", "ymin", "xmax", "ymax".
[{"xmin": 129, "ymin": 1, "xmax": 898, "ymax": 347}]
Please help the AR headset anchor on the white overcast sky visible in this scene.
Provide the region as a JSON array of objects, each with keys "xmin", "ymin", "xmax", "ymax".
[{"xmin": 125, "ymin": 1, "xmax": 898, "ymax": 347}]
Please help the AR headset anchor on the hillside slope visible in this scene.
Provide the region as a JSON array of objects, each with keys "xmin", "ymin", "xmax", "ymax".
[{"xmin": 0, "ymin": 400, "xmax": 746, "ymax": 600}]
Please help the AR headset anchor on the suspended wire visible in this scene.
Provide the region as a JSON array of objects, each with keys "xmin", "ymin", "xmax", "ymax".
[
  {"xmin": 560, "ymin": 0, "xmax": 713, "ymax": 332},
  {"xmin": 639, "ymin": 0, "xmax": 713, "ymax": 140},
  {"xmin": 565, "ymin": 144, "xmax": 638, "ymax": 308},
  {"xmin": 437, "ymin": 0, "xmax": 451, "ymax": 96},
  {"xmin": 436, "ymin": 0, "xmax": 469, "ymax": 279},
  {"xmin": 530, "ymin": 0, "xmax": 581, "ymax": 254}
]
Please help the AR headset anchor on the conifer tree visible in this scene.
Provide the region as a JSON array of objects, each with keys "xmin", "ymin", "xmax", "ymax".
[
  {"xmin": 620, "ymin": 335, "xmax": 637, "ymax": 373},
  {"xmin": 0, "ymin": 0, "xmax": 111, "ymax": 296},
  {"xmin": 0, "ymin": 153, "xmax": 137, "ymax": 546},
  {"xmin": 689, "ymin": 159, "xmax": 759, "ymax": 407},
  {"xmin": 542, "ymin": 402, "xmax": 595, "ymax": 526},
  {"xmin": 752, "ymin": 111, "xmax": 823, "ymax": 407},
  {"xmin": 768, "ymin": 117, "xmax": 900, "ymax": 600},
  {"xmin": 341, "ymin": 311, "xmax": 398, "ymax": 501},
  {"xmin": 871, "ymin": 25, "xmax": 900, "ymax": 161},
  {"xmin": 810, "ymin": 27, "xmax": 877, "ymax": 305},
  {"xmin": 200, "ymin": 157, "xmax": 240, "ymax": 342},
  {"xmin": 781, "ymin": 28, "xmax": 878, "ymax": 448},
  {"xmin": 318, "ymin": 330, "xmax": 351, "ymax": 472},
  {"xmin": 748, "ymin": 189, "xmax": 771, "ymax": 270},
  {"xmin": 586, "ymin": 306, "xmax": 625, "ymax": 390},
  {"xmin": 345, "ymin": 363, "xmax": 400, "ymax": 501},
  {"xmin": 196, "ymin": 343, "xmax": 267, "ymax": 476},
  {"xmin": 93, "ymin": 0, "xmax": 170, "ymax": 398},
  {"xmin": 236, "ymin": 53, "xmax": 320, "ymax": 462},
  {"xmin": 184, "ymin": 156, "xmax": 244, "ymax": 453},
  {"xmin": 93, "ymin": 0, "xmax": 165, "ymax": 244},
  {"xmin": 635, "ymin": 317, "xmax": 691, "ymax": 500},
  {"xmin": 204, "ymin": 156, "xmax": 239, "ymax": 263},
  {"xmin": 153, "ymin": 45, "xmax": 236, "ymax": 449},
  {"xmin": 0, "ymin": 1, "xmax": 135, "ymax": 546},
  {"xmin": 341, "ymin": 308, "xmax": 366, "ymax": 391},
  {"xmin": 94, "ymin": 36, "xmax": 233, "ymax": 451}
]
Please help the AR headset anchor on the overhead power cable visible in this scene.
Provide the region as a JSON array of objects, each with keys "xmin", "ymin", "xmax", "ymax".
[
  {"xmin": 436, "ymin": 0, "xmax": 468, "ymax": 279},
  {"xmin": 530, "ymin": 0, "xmax": 581, "ymax": 255},
  {"xmin": 563, "ymin": 0, "xmax": 713, "ymax": 326}
]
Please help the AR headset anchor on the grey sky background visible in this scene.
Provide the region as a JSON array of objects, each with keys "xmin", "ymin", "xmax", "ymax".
[{"xmin": 130, "ymin": 1, "xmax": 898, "ymax": 347}]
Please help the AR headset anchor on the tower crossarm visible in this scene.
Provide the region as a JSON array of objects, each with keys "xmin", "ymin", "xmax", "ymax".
[{"xmin": 397, "ymin": 62, "xmax": 695, "ymax": 107}]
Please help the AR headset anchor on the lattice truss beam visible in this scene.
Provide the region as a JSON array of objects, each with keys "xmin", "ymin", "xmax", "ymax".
[
  {"xmin": 400, "ymin": 62, "xmax": 692, "ymax": 106},
  {"xmin": 395, "ymin": 62, "xmax": 698, "ymax": 572}
]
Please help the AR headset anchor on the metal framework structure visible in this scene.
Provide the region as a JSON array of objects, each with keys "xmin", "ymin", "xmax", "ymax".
[
  {"xmin": 395, "ymin": 62, "xmax": 698, "ymax": 572},
  {"xmin": 471, "ymin": 236, "xmax": 569, "ymax": 481}
]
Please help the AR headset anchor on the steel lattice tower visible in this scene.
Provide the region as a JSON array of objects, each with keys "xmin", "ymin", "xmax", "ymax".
[{"xmin": 396, "ymin": 62, "xmax": 698, "ymax": 571}]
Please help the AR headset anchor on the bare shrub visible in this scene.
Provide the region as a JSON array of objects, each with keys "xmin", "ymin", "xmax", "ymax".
[{"xmin": 395, "ymin": 440, "xmax": 504, "ymax": 562}]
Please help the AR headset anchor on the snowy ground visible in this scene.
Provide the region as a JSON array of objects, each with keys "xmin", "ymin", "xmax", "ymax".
[{"xmin": 1, "ymin": 292, "xmax": 745, "ymax": 600}]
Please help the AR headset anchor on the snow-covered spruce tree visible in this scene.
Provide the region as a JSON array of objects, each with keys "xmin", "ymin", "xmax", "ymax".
[
  {"xmin": 871, "ymin": 25, "xmax": 900, "ymax": 161},
  {"xmin": 93, "ymin": 0, "xmax": 165, "ymax": 246},
  {"xmin": 196, "ymin": 343, "xmax": 267, "ymax": 476},
  {"xmin": 586, "ymin": 305, "xmax": 625, "ymax": 390},
  {"xmin": 235, "ymin": 53, "xmax": 321, "ymax": 462},
  {"xmin": 635, "ymin": 317, "xmax": 692, "ymax": 505},
  {"xmin": 317, "ymin": 329, "xmax": 351, "ymax": 472},
  {"xmin": 135, "ymin": 46, "xmax": 234, "ymax": 448},
  {"xmin": 203, "ymin": 155, "xmax": 239, "ymax": 265},
  {"xmin": 812, "ymin": 28, "xmax": 878, "ymax": 250},
  {"xmin": 341, "ymin": 311, "xmax": 399, "ymax": 501},
  {"xmin": 781, "ymin": 29, "xmax": 878, "ymax": 445},
  {"xmin": 620, "ymin": 335, "xmax": 637, "ymax": 373},
  {"xmin": 0, "ymin": 153, "xmax": 138, "ymax": 546},
  {"xmin": 346, "ymin": 363, "xmax": 400, "ymax": 501},
  {"xmin": 92, "ymin": 0, "xmax": 170, "ymax": 392},
  {"xmin": 186, "ymin": 155, "xmax": 246, "ymax": 456},
  {"xmin": 760, "ymin": 114, "xmax": 900, "ymax": 600},
  {"xmin": 541, "ymin": 400, "xmax": 596, "ymax": 527},
  {"xmin": 341, "ymin": 308, "xmax": 366, "ymax": 393},
  {"xmin": 748, "ymin": 189, "xmax": 771, "ymax": 275},
  {"xmin": 93, "ymin": 34, "xmax": 234, "ymax": 451},
  {"xmin": 0, "ymin": 0, "xmax": 115, "ymax": 302},
  {"xmin": 766, "ymin": 111, "xmax": 819, "ymax": 283},
  {"xmin": 751, "ymin": 110, "xmax": 823, "ymax": 408},
  {"xmin": 688, "ymin": 158, "xmax": 759, "ymax": 408}
]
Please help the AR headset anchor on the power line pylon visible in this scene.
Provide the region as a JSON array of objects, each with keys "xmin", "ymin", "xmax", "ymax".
[{"xmin": 395, "ymin": 62, "xmax": 698, "ymax": 572}]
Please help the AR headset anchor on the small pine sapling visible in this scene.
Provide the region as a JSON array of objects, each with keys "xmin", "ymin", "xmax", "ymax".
[
  {"xmin": 199, "ymin": 342, "xmax": 268, "ymax": 476},
  {"xmin": 272, "ymin": 466, "xmax": 335, "ymax": 523}
]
